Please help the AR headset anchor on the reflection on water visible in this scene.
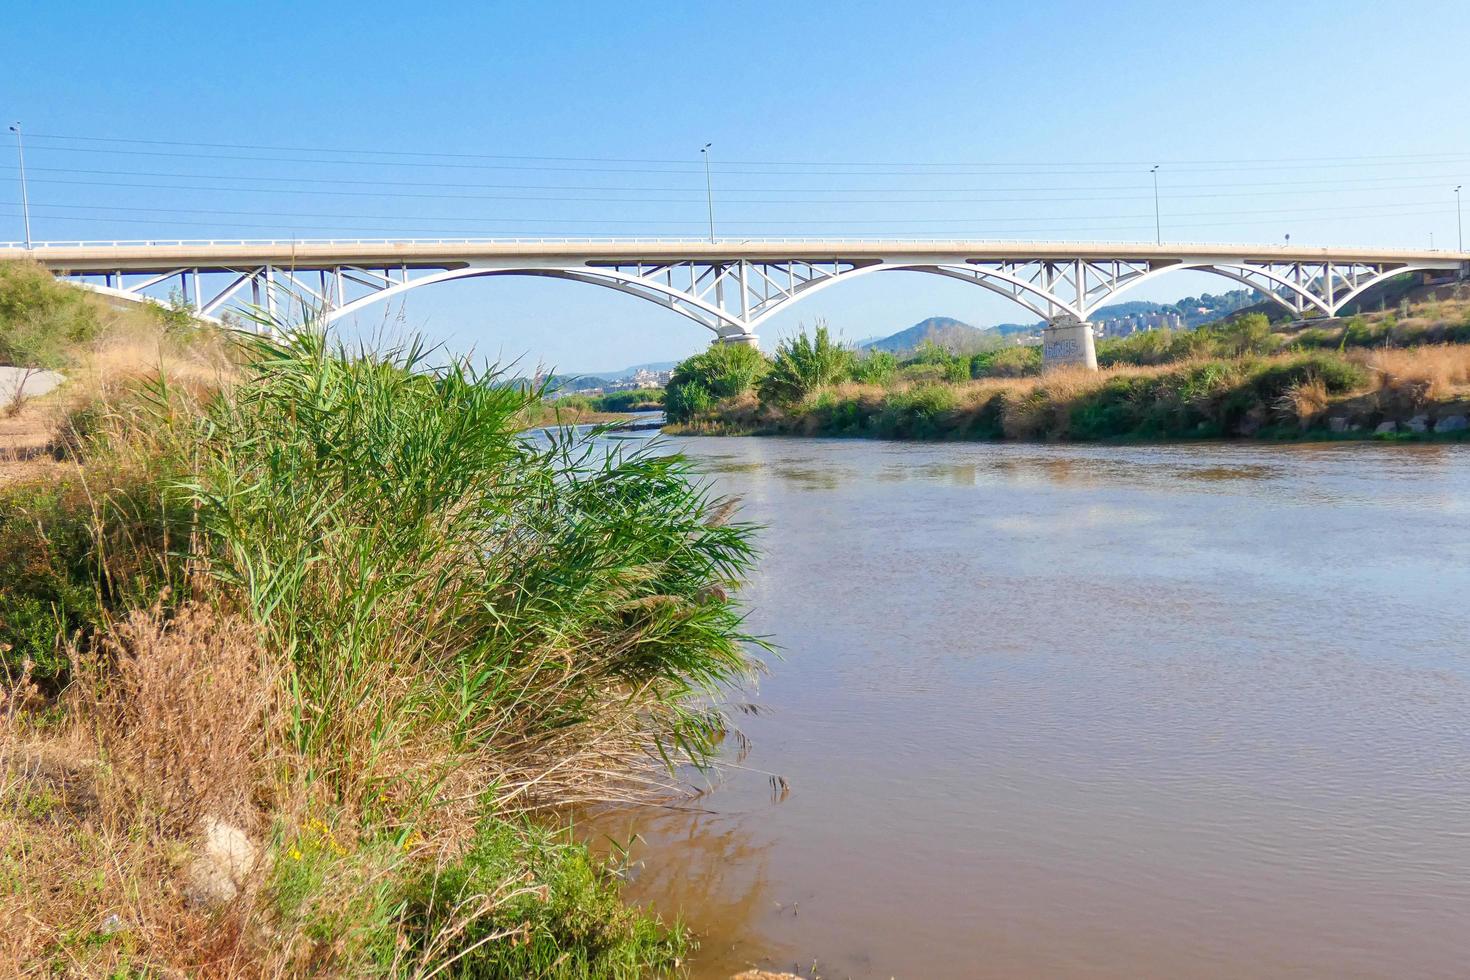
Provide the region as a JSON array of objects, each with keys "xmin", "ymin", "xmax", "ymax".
[{"xmin": 591, "ymin": 436, "xmax": 1470, "ymax": 979}]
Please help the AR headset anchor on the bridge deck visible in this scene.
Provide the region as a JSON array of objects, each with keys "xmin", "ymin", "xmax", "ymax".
[{"xmin": 3, "ymin": 239, "xmax": 1467, "ymax": 273}]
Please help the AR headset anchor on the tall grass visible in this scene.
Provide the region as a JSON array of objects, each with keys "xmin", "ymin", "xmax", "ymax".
[
  {"xmin": 2, "ymin": 307, "xmax": 763, "ymax": 977},
  {"xmin": 176, "ymin": 325, "xmax": 757, "ymax": 792},
  {"xmin": 758, "ymin": 324, "xmax": 855, "ymax": 406}
]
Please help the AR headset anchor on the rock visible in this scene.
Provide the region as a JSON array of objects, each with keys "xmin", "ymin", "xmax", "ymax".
[
  {"xmin": 1435, "ymin": 414, "xmax": 1468, "ymax": 433},
  {"xmin": 1374, "ymin": 421, "xmax": 1399, "ymax": 435},
  {"xmin": 184, "ymin": 856, "xmax": 238, "ymax": 908},
  {"xmin": 1328, "ymin": 416, "xmax": 1350, "ymax": 434},
  {"xmin": 183, "ymin": 818, "xmax": 258, "ymax": 909},
  {"xmin": 1407, "ymin": 414, "xmax": 1430, "ymax": 433}
]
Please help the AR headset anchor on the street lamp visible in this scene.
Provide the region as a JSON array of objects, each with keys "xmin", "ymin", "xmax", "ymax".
[
  {"xmin": 1456, "ymin": 185, "xmax": 1463, "ymax": 252},
  {"xmin": 1150, "ymin": 165, "xmax": 1161, "ymax": 245},
  {"xmin": 700, "ymin": 143, "xmax": 715, "ymax": 243},
  {"xmin": 8, "ymin": 123, "xmax": 31, "ymax": 249}
]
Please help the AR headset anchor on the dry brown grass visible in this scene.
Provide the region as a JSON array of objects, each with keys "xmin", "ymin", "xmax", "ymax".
[
  {"xmin": 82, "ymin": 603, "xmax": 280, "ymax": 836},
  {"xmin": 1275, "ymin": 375, "xmax": 1330, "ymax": 428},
  {"xmin": 1359, "ymin": 344, "xmax": 1470, "ymax": 409},
  {"xmin": 0, "ymin": 603, "xmax": 287, "ymax": 978}
]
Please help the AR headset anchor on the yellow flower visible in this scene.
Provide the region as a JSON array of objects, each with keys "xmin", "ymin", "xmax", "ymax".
[{"xmin": 288, "ymin": 846, "xmax": 303, "ymax": 861}]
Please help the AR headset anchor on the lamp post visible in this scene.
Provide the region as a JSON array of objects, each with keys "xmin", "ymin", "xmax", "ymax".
[
  {"xmin": 8, "ymin": 123, "xmax": 31, "ymax": 249},
  {"xmin": 700, "ymin": 143, "xmax": 715, "ymax": 243},
  {"xmin": 1456, "ymin": 185, "xmax": 1463, "ymax": 252},
  {"xmin": 1150, "ymin": 165, "xmax": 1161, "ymax": 245}
]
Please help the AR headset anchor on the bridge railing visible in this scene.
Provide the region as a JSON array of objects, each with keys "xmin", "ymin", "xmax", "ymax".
[{"xmin": 4, "ymin": 236, "xmax": 1466, "ymax": 252}]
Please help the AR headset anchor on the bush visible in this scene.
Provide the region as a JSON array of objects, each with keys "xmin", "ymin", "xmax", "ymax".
[
  {"xmin": 589, "ymin": 388, "xmax": 664, "ymax": 412},
  {"xmin": 851, "ymin": 350, "xmax": 899, "ymax": 385},
  {"xmin": 0, "ymin": 472, "xmax": 186, "ymax": 692},
  {"xmin": 874, "ymin": 384, "xmax": 959, "ymax": 438},
  {"xmin": 0, "ymin": 261, "xmax": 102, "ymax": 369},
  {"xmin": 664, "ymin": 342, "xmax": 769, "ymax": 422},
  {"xmin": 399, "ymin": 819, "xmax": 685, "ymax": 979},
  {"xmin": 1095, "ymin": 329, "xmax": 1182, "ymax": 367},
  {"xmin": 758, "ymin": 324, "xmax": 854, "ymax": 406},
  {"xmin": 1211, "ymin": 313, "xmax": 1282, "ymax": 357},
  {"xmin": 972, "ymin": 345, "xmax": 1041, "ymax": 377}
]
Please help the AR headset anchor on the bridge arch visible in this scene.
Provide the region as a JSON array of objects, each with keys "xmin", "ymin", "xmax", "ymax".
[
  {"xmin": 738, "ymin": 262, "xmax": 1083, "ymax": 329},
  {"xmin": 1075, "ymin": 260, "xmax": 1442, "ymax": 321},
  {"xmin": 323, "ymin": 265, "xmax": 748, "ymax": 337},
  {"xmin": 322, "ymin": 260, "xmax": 1088, "ymax": 341}
]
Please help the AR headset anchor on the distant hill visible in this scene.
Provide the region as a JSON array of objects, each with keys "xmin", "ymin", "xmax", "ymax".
[
  {"xmin": 861, "ymin": 317, "xmax": 993, "ymax": 352},
  {"xmin": 860, "ymin": 289, "xmax": 1266, "ymax": 354}
]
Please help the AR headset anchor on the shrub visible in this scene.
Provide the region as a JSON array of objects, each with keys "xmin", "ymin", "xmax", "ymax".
[
  {"xmin": 1210, "ymin": 313, "xmax": 1280, "ymax": 357},
  {"xmin": 589, "ymin": 388, "xmax": 664, "ymax": 412},
  {"xmin": 0, "ymin": 262, "xmax": 104, "ymax": 370},
  {"xmin": 874, "ymin": 384, "xmax": 959, "ymax": 438},
  {"xmin": 0, "ymin": 472, "xmax": 186, "ymax": 691},
  {"xmin": 758, "ymin": 324, "xmax": 855, "ymax": 406},
  {"xmin": 399, "ymin": 818, "xmax": 685, "ymax": 979},
  {"xmin": 664, "ymin": 342, "xmax": 769, "ymax": 422},
  {"xmin": 850, "ymin": 349, "xmax": 899, "ymax": 385},
  {"xmin": 972, "ymin": 345, "xmax": 1041, "ymax": 378},
  {"xmin": 1095, "ymin": 329, "xmax": 1181, "ymax": 367}
]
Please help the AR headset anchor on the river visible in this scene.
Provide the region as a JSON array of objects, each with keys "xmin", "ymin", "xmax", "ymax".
[{"xmin": 588, "ymin": 435, "xmax": 1470, "ymax": 979}]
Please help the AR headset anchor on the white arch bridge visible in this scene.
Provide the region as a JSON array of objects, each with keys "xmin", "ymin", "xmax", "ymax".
[{"xmin": 6, "ymin": 238, "xmax": 1467, "ymax": 364}]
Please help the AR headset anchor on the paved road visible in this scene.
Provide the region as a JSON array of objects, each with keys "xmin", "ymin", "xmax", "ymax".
[{"xmin": 0, "ymin": 367, "xmax": 64, "ymax": 404}]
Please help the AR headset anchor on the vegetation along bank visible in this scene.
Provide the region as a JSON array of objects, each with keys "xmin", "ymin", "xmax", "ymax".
[
  {"xmin": 663, "ymin": 296, "xmax": 1470, "ymax": 442},
  {"xmin": 0, "ymin": 260, "xmax": 761, "ymax": 978}
]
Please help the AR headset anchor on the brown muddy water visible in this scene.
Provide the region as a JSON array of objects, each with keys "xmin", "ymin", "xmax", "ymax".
[{"xmin": 588, "ymin": 436, "xmax": 1470, "ymax": 979}]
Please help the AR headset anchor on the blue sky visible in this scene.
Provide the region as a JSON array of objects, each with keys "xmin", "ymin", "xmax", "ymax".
[{"xmin": 5, "ymin": 0, "xmax": 1469, "ymax": 372}]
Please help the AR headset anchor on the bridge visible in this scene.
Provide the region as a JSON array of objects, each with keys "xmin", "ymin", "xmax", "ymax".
[{"xmin": 4, "ymin": 238, "xmax": 1467, "ymax": 369}]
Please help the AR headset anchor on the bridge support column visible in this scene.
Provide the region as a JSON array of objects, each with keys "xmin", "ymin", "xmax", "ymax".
[
  {"xmin": 1041, "ymin": 314, "xmax": 1097, "ymax": 372},
  {"xmin": 712, "ymin": 326, "xmax": 759, "ymax": 348}
]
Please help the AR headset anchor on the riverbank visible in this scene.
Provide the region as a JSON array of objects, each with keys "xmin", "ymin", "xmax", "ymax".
[
  {"xmin": 0, "ymin": 263, "xmax": 759, "ymax": 977},
  {"xmin": 669, "ymin": 348, "xmax": 1470, "ymax": 443},
  {"xmin": 663, "ymin": 300, "xmax": 1470, "ymax": 444}
]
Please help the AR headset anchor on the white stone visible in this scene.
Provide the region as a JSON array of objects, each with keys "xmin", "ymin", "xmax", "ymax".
[
  {"xmin": 1407, "ymin": 414, "xmax": 1430, "ymax": 433},
  {"xmin": 183, "ymin": 818, "xmax": 258, "ymax": 909},
  {"xmin": 1374, "ymin": 421, "xmax": 1399, "ymax": 435},
  {"xmin": 1328, "ymin": 416, "xmax": 1350, "ymax": 433}
]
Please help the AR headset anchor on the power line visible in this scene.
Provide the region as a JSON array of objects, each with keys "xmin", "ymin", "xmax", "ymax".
[
  {"xmin": 17, "ymin": 142, "xmax": 1470, "ymax": 178},
  {"xmin": 9, "ymin": 196, "xmax": 1450, "ymax": 222},
  {"xmin": 2, "ymin": 200, "xmax": 1452, "ymax": 231},
  {"xmin": 6, "ymin": 168, "xmax": 1467, "ymax": 205},
  {"xmin": 24, "ymin": 130, "xmax": 1470, "ymax": 170}
]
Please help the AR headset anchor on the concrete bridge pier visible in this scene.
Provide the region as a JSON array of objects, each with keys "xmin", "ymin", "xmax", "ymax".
[
  {"xmin": 1041, "ymin": 314, "xmax": 1098, "ymax": 372},
  {"xmin": 713, "ymin": 326, "xmax": 760, "ymax": 348}
]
